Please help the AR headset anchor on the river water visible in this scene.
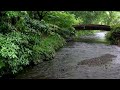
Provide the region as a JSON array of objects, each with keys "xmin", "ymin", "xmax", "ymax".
[{"xmin": 15, "ymin": 31, "xmax": 120, "ymax": 79}]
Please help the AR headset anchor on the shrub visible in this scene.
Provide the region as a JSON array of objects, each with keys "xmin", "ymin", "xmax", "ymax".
[
  {"xmin": 44, "ymin": 11, "xmax": 79, "ymax": 28},
  {"xmin": 0, "ymin": 22, "xmax": 16, "ymax": 34},
  {"xmin": 32, "ymin": 34, "xmax": 66, "ymax": 64},
  {"xmin": 0, "ymin": 11, "xmax": 74, "ymax": 77},
  {"xmin": 0, "ymin": 31, "xmax": 33, "ymax": 74},
  {"xmin": 106, "ymin": 26, "xmax": 120, "ymax": 44}
]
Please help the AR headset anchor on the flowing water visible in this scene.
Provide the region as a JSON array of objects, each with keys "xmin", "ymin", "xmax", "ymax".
[{"xmin": 15, "ymin": 31, "xmax": 120, "ymax": 79}]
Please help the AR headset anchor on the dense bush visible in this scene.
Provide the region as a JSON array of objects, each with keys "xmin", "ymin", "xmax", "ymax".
[
  {"xmin": 0, "ymin": 22, "xmax": 17, "ymax": 34},
  {"xmin": 32, "ymin": 34, "xmax": 66, "ymax": 64},
  {"xmin": 0, "ymin": 12, "xmax": 67, "ymax": 76},
  {"xmin": 106, "ymin": 26, "xmax": 120, "ymax": 44},
  {"xmin": 56, "ymin": 27, "xmax": 75, "ymax": 39},
  {"xmin": 0, "ymin": 31, "xmax": 32, "ymax": 74},
  {"xmin": 44, "ymin": 11, "xmax": 79, "ymax": 28}
]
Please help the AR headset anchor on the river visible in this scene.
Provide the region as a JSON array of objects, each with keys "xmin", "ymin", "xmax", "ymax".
[{"xmin": 15, "ymin": 31, "xmax": 120, "ymax": 79}]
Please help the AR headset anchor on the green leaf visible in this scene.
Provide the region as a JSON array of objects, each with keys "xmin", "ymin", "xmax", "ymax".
[{"xmin": 0, "ymin": 60, "xmax": 5, "ymax": 69}]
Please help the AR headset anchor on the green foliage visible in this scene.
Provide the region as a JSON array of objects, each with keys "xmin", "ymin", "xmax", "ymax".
[
  {"xmin": 0, "ymin": 31, "xmax": 34, "ymax": 74},
  {"xmin": 20, "ymin": 18, "xmax": 52, "ymax": 35},
  {"xmin": 6, "ymin": 11, "xmax": 28, "ymax": 18},
  {"xmin": 0, "ymin": 60, "xmax": 5, "ymax": 69},
  {"xmin": 0, "ymin": 33, "xmax": 20, "ymax": 74},
  {"xmin": 27, "ymin": 19, "xmax": 50, "ymax": 34},
  {"xmin": 0, "ymin": 34, "xmax": 19, "ymax": 59},
  {"xmin": 56, "ymin": 27, "xmax": 75, "ymax": 39},
  {"xmin": 15, "ymin": 17, "xmax": 28, "ymax": 32},
  {"xmin": 0, "ymin": 22, "xmax": 16, "ymax": 34},
  {"xmin": 6, "ymin": 11, "xmax": 20, "ymax": 18},
  {"xmin": 106, "ymin": 26, "xmax": 120, "ymax": 44},
  {"xmin": 69, "ymin": 11, "xmax": 120, "ymax": 25},
  {"xmin": 44, "ymin": 11, "xmax": 79, "ymax": 28},
  {"xmin": 27, "ymin": 11, "xmax": 49, "ymax": 20},
  {"xmin": 0, "ymin": 11, "xmax": 68, "ymax": 75},
  {"xmin": 32, "ymin": 34, "xmax": 66, "ymax": 64}
]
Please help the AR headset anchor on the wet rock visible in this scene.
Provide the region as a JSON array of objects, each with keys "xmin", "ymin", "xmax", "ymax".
[{"xmin": 78, "ymin": 54, "xmax": 116, "ymax": 66}]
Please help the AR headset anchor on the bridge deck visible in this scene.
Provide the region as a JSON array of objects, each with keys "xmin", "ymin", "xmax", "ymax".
[{"xmin": 73, "ymin": 24, "xmax": 111, "ymax": 31}]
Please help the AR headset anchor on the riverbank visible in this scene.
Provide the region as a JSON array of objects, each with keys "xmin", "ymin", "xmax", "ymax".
[{"xmin": 14, "ymin": 32, "xmax": 120, "ymax": 79}]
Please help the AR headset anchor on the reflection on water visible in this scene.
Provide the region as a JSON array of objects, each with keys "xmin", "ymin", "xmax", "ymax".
[
  {"xmin": 78, "ymin": 31, "xmax": 108, "ymax": 44},
  {"xmin": 96, "ymin": 32, "xmax": 107, "ymax": 38},
  {"xmin": 95, "ymin": 31, "xmax": 107, "ymax": 39}
]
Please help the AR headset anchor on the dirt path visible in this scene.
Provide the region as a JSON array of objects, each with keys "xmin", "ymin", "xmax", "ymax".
[{"xmin": 15, "ymin": 31, "xmax": 120, "ymax": 79}]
